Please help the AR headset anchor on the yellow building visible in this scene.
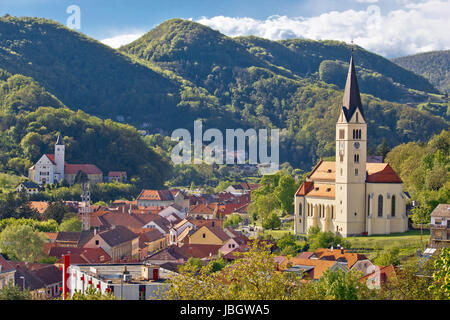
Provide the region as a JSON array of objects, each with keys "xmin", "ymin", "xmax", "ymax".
[
  {"xmin": 294, "ymin": 54, "xmax": 408, "ymax": 237},
  {"xmin": 188, "ymin": 225, "xmax": 231, "ymax": 246}
]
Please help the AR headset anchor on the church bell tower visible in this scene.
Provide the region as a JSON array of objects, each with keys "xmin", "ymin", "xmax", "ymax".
[
  {"xmin": 54, "ymin": 132, "xmax": 65, "ymax": 183},
  {"xmin": 335, "ymin": 51, "xmax": 367, "ymax": 236}
]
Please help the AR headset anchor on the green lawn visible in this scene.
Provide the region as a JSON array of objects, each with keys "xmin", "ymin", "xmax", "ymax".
[{"xmin": 0, "ymin": 172, "xmax": 24, "ymax": 194}]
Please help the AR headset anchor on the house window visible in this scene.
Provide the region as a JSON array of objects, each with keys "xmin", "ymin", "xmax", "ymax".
[
  {"xmin": 378, "ymin": 195, "xmax": 383, "ymax": 217},
  {"xmin": 391, "ymin": 195, "xmax": 396, "ymax": 217},
  {"xmin": 202, "ymin": 233, "xmax": 206, "ymax": 238},
  {"xmin": 339, "ymin": 129, "xmax": 345, "ymax": 139},
  {"xmin": 367, "ymin": 195, "xmax": 371, "ymax": 216},
  {"xmin": 95, "ymin": 240, "xmax": 99, "ymax": 245}
]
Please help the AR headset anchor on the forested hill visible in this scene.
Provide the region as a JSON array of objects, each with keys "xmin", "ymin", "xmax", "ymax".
[
  {"xmin": 0, "ymin": 16, "xmax": 448, "ymax": 171},
  {"xmin": 392, "ymin": 50, "xmax": 450, "ymax": 94}
]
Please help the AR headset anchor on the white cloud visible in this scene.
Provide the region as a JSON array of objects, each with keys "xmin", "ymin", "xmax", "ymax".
[
  {"xmin": 101, "ymin": 33, "xmax": 145, "ymax": 48},
  {"xmin": 196, "ymin": 0, "xmax": 450, "ymax": 58},
  {"xmin": 356, "ymin": 0, "xmax": 379, "ymax": 3}
]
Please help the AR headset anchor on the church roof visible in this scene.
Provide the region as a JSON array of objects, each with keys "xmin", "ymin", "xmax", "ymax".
[
  {"xmin": 341, "ymin": 54, "xmax": 365, "ymax": 122},
  {"xmin": 65, "ymin": 164, "xmax": 102, "ymax": 175},
  {"xmin": 296, "ymin": 161, "xmax": 402, "ymax": 198},
  {"xmin": 55, "ymin": 132, "xmax": 64, "ymax": 145},
  {"xmin": 365, "ymin": 163, "xmax": 403, "ymax": 183}
]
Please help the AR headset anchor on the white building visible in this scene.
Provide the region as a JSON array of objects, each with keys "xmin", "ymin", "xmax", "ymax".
[
  {"xmin": 293, "ymin": 54, "xmax": 409, "ymax": 237},
  {"xmin": 68, "ymin": 263, "xmax": 170, "ymax": 300},
  {"xmin": 28, "ymin": 133, "xmax": 102, "ymax": 185}
]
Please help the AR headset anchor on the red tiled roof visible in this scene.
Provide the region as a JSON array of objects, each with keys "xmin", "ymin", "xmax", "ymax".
[
  {"xmin": 366, "ymin": 163, "xmax": 402, "ymax": 183},
  {"xmin": 137, "ymin": 189, "xmax": 175, "ymax": 201},
  {"xmin": 49, "ymin": 247, "xmax": 111, "ymax": 264},
  {"xmin": 296, "ymin": 181, "xmax": 314, "ymax": 196},
  {"xmin": 189, "ymin": 203, "xmax": 218, "ymax": 215},
  {"xmin": 108, "ymin": 171, "xmax": 127, "ymax": 177},
  {"xmin": 65, "ymin": 164, "xmax": 102, "ymax": 175},
  {"xmin": 0, "ymin": 254, "xmax": 15, "ymax": 273},
  {"xmin": 304, "ymin": 161, "xmax": 402, "ymax": 184},
  {"xmin": 178, "ymin": 244, "xmax": 222, "ymax": 259}
]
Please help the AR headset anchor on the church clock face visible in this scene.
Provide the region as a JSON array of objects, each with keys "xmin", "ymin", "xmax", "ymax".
[{"xmin": 353, "ymin": 142, "xmax": 360, "ymax": 150}]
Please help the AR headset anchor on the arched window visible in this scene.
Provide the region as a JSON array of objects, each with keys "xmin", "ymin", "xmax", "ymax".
[
  {"xmin": 367, "ymin": 195, "xmax": 371, "ymax": 216},
  {"xmin": 299, "ymin": 203, "xmax": 302, "ymax": 217},
  {"xmin": 378, "ymin": 195, "xmax": 383, "ymax": 217},
  {"xmin": 359, "ymin": 129, "xmax": 362, "ymax": 139},
  {"xmin": 391, "ymin": 195, "xmax": 396, "ymax": 217}
]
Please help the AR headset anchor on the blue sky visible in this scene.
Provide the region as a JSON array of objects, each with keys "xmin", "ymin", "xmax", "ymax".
[{"xmin": 1, "ymin": 0, "xmax": 449, "ymax": 57}]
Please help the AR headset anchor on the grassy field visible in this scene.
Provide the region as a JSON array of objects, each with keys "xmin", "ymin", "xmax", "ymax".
[
  {"xmin": 0, "ymin": 172, "xmax": 24, "ymax": 194},
  {"xmin": 258, "ymin": 226, "xmax": 429, "ymax": 261}
]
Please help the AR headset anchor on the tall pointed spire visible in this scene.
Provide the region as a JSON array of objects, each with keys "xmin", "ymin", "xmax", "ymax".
[
  {"xmin": 342, "ymin": 51, "xmax": 364, "ymax": 122},
  {"xmin": 56, "ymin": 132, "xmax": 64, "ymax": 145}
]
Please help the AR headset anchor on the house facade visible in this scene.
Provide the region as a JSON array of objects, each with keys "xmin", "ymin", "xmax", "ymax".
[
  {"xmin": 294, "ymin": 54, "xmax": 408, "ymax": 237},
  {"xmin": 430, "ymin": 204, "xmax": 450, "ymax": 248}
]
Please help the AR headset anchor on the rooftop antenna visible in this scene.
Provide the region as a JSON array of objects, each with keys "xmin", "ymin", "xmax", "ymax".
[{"xmin": 80, "ymin": 182, "xmax": 92, "ymax": 231}]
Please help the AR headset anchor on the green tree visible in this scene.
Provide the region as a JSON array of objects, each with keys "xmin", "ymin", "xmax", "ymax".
[
  {"xmin": 306, "ymin": 268, "xmax": 370, "ymax": 300},
  {"xmin": 263, "ymin": 212, "xmax": 282, "ymax": 230},
  {"xmin": 274, "ymin": 174, "xmax": 298, "ymax": 214},
  {"xmin": 59, "ymin": 217, "xmax": 82, "ymax": 232},
  {"xmin": 0, "ymin": 281, "xmax": 32, "ymax": 300},
  {"xmin": 67, "ymin": 285, "xmax": 116, "ymax": 300},
  {"xmin": 373, "ymin": 247, "xmax": 401, "ymax": 266},
  {"xmin": 44, "ymin": 201, "xmax": 70, "ymax": 224},
  {"xmin": 0, "ymin": 224, "xmax": 45, "ymax": 263},
  {"xmin": 429, "ymin": 248, "xmax": 450, "ymax": 299}
]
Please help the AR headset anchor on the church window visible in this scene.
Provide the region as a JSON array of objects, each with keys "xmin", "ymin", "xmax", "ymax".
[
  {"xmin": 391, "ymin": 195, "xmax": 396, "ymax": 217},
  {"xmin": 319, "ymin": 205, "xmax": 322, "ymax": 218},
  {"xmin": 299, "ymin": 203, "xmax": 302, "ymax": 217},
  {"xmin": 340, "ymin": 155, "xmax": 344, "ymax": 163},
  {"xmin": 340, "ymin": 168, "xmax": 343, "ymax": 176},
  {"xmin": 359, "ymin": 129, "xmax": 362, "ymax": 139},
  {"xmin": 378, "ymin": 195, "xmax": 383, "ymax": 217},
  {"xmin": 355, "ymin": 168, "xmax": 358, "ymax": 176},
  {"xmin": 356, "ymin": 112, "xmax": 359, "ymax": 122},
  {"xmin": 354, "ymin": 154, "xmax": 359, "ymax": 163},
  {"xmin": 339, "ymin": 130, "xmax": 345, "ymax": 139},
  {"xmin": 353, "ymin": 130, "xmax": 355, "ymax": 139},
  {"xmin": 331, "ymin": 206, "xmax": 334, "ymax": 219}
]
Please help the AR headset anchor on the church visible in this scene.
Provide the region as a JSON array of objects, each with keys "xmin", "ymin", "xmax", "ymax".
[
  {"xmin": 293, "ymin": 54, "xmax": 409, "ymax": 237},
  {"xmin": 28, "ymin": 133, "xmax": 103, "ymax": 186}
]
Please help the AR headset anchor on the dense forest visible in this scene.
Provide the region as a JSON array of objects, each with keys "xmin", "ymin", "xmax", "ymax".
[
  {"xmin": 0, "ymin": 16, "xmax": 448, "ymax": 173},
  {"xmin": 0, "ymin": 69, "xmax": 171, "ymax": 188},
  {"xmin": 392, "ymin": 50, "xmax": 450, "ymax": 94}
]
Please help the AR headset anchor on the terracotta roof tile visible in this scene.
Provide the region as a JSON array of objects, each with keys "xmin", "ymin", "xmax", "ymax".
[{"xmin": 137, "ymin": 189, "xmax": 174, "ymax": 201}]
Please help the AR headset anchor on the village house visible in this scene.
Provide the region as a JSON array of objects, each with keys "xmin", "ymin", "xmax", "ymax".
[
  {"xmin": 137, "ymin": 189, "xmax": 175, "ymax": 207},
  {"xmin": 84, "ymin": 226, "xmax": 140, "ymax": 262},
  {"xmin": 0, "ymin": 254, "xmax": 15, "ymax": 290},
  {"xmin": 68, "ymin": 263, "xmax": 169, "ymax": 300},
  {"xmin": 225, "ymin": 182, "xmax": 259, "ymax": 195},
  {"xmin": 107, "ymin": 171, "xmax": 127, "ymax": 183},
  {"xmin": 16, "ymin": 181, "xmax": 40, "ymax": 195},
  {"xmin": 12, "ymin": 262, "xmax": 62, "ymax": 299},
  {"xmin": 429, "ymin": 204, "xmax": 450, "ymax": 248},
  {"xmin": 54, "ymin": 230, "xmax": 95, "ymax": 248}
]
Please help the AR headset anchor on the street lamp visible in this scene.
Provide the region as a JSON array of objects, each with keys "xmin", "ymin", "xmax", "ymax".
[{"xmin": 19, "ymin": 276, "xmax": 25, "ymax": 290}]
